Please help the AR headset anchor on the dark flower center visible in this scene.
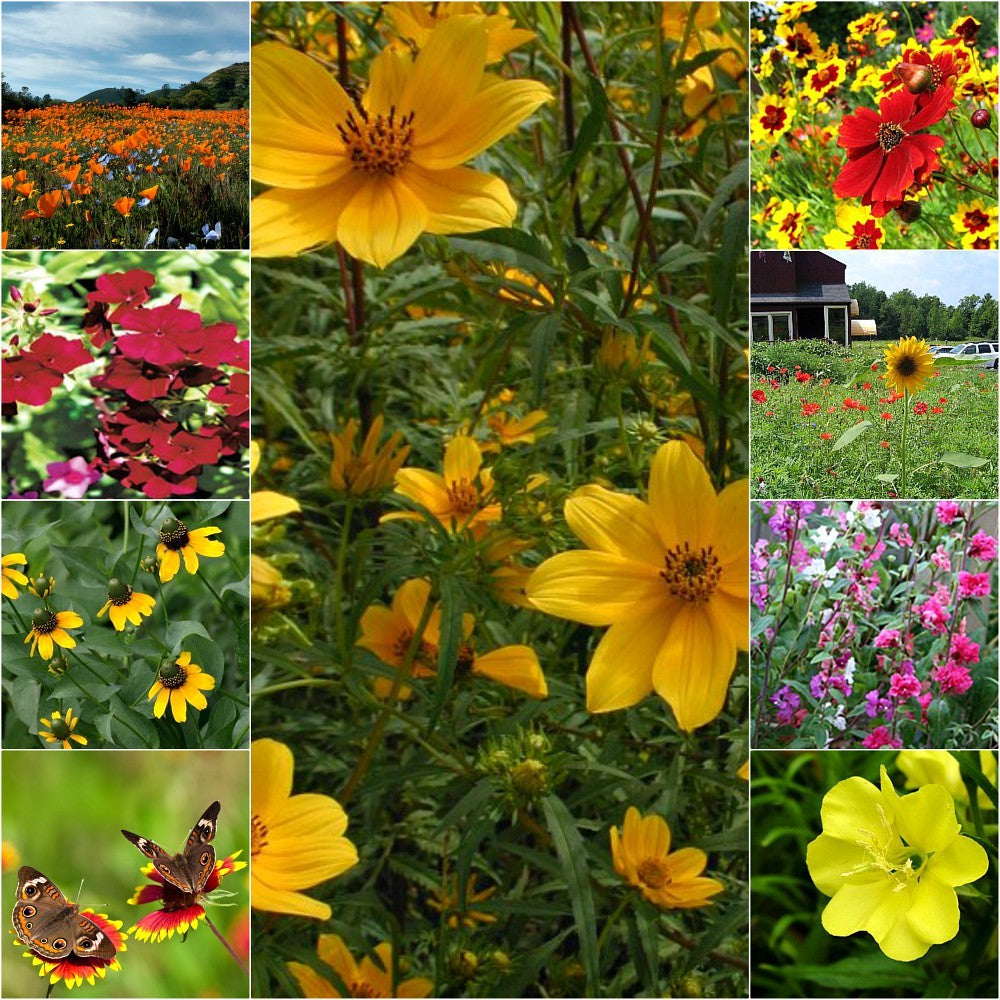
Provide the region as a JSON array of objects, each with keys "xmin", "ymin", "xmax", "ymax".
[
  {"xmin": 877, "ymin": 122, "xmax": 905, "ymax": 152},
  {"xmin": 637, "ymin": 858, "xmax": 671, "ymax": 889},
  {"xmin": 895, "ymin": 355, "xmax": 918, "ymax": 377},
  {"xmin": 762, "ymin": 106, "xmax": 787, "ymax": 132},
  {"xmin": 338, "ymin": 106, "xmax": 415, "ymax": 176},
  {"xmin": 159, "ymin": 518, "xmax": 190, "ymax": 551},
  {"xmin": 107, "ymin": 578, "xmax": 133, "ymax": 605},
  {"xmin": 350, "ymin": 982, "xmax": 378, "ymax": 998},
  {"xmin": 447, "ymin": 477, "xmax": 480, "ymax": 513},
  {"xmin": 31, "ymin": 609, "xmax": 58, "ymax": 634},
  {"xmin": 158, "ymin": 661, "xmax": 188, "ymax": 689},
  {"xmin": 661, "ymin": 544, "xmax": 722, "ymax": 603},
  {"xmin": 49, "ymin": 718, "xmax": 71, "ymax": 740}
]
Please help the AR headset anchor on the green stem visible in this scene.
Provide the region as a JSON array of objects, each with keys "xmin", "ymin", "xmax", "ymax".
[
  {"xmin": 202, "ymin": 912, "xmax": 248, "ymax": 976},
  {"xmin": 195, "ymin": 571, "xmax": 240, "ymax": 626},
  {"xmin": 156, "ymin": 575, "xmax": 170, "ymax": 626},
  {"xmin": 901, "ymin": 388, "xmax": 909, "ymax": 497},
  {"xmin": 3, "ymin": 593, "xmax": 28, "ymax": 630},
  {"xmin": 252, "ymin": 678, "xmax": 340, "ymax": 697},
  {"xmin": 333, "ymin": 500, "xmax": 355, "ymax": 669},
  {"xmin": 596, "ymin": 894, "xmax": 632, "ymax": 959}
]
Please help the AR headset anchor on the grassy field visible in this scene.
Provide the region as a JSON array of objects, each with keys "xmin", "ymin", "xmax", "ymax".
[
  {"xmin": 751, "ymin": 342, "xmax": 998, "ymax": 498},
  {"xmin": 2, "ymin": 104, "xmax": 248, "ymax": 249}
]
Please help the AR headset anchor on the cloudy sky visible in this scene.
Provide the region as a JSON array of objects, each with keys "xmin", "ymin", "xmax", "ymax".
[
  {"xmin": 823, "ymin": 250, "xmax": 998, "ymax": 306},
  {"xmin": 2, "ymin": 1, "xmax": 248, "ymax": 100}
]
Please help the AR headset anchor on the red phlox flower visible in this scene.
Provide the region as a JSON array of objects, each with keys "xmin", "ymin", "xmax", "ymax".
[
  {"xmin": 207, "ymin": 373, "xmax": 249, "ymax": 416},
  {"xmin": 2, "ymin": 353, "xmax": 63, "ymax": 406},
  {"xmin": 86, "ymin": 269, "xmax": 155, "ymax": 323},
  {"xmin": 114, "ymin": 300, "xmax": 203, "ymax": 366}
]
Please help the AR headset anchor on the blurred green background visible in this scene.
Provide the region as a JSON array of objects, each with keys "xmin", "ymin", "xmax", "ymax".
[
  {"xmin": 2, "ymin": 749, "xmax": 249, "ymax": 998},
  {"xmin": 751, "ymin": 750, "xmax": 998, "ymax": 998}
]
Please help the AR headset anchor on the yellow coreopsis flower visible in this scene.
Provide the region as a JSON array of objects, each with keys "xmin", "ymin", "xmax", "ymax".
[
  {"xmin": 386, "ymin": 2, "xmax": 535, "ymax": 62},
  {"xmin": 251, "ymin": 441, "xmax": 301, "ymax": 523},
  {"xmin": 611, "ymin": 807, "xmax": 723, "ymax": 909},
  {"xmin": 1, "ymin": 553, "xmax": 28, "ymax": 599},
  {"xmin": 251, "ymin": 739, "xmax": 359, "ymax": 920},
  {"xmin": 527, "ymin": 441, "xmax": 747, "ymax": 730},
  {"xmin": 289, "ymin": 935, "xmax": 432, "ymax": 998},
  {"xmin": 807, "ymin": 765, "xmax": 988, "ymax": 961},
  {"xmin": 252, "ymin": 16, "xmax": 550, "ymax": 266}
]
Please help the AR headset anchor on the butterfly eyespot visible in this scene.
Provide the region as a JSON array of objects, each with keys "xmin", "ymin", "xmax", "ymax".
[
  {"xmin": 200, "ymin": 851, "xmax": 210, "ymax": 864},
  {"xmin": 24, "ymin": 921, "xmax": 33, "ymax": 929},
  {"xmin": 53, "ymin": 938, "xmax": 66, "ymax": 949},
  {"xmin": 22, "ymin": 905, "xmax": 36, "ymax": 917},
  {"xmin": 79, "ymin": 938, "xmax": 92, "ymax": 949},
  {"xmin": 161, "ymin": 865, "xmax": 171, "ymax": 873},
  {"xmin": 24, "ymin": 886, "xmax": 37, "ymax": 897}
]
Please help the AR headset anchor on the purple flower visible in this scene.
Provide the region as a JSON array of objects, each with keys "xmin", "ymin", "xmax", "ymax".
[{"xmin": 42, "ymin": 457, "xmax": 101, "ymax": 499}]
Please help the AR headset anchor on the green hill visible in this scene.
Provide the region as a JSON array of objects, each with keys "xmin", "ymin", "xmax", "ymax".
[{"xmin": 74, "ymin": 63, "xmax": 248, "ymax": 109}]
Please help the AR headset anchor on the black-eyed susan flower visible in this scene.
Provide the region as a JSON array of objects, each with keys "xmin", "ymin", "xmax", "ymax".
[
  {"xmin": 155, "ymin": 517, "xmax": 225, "ymax": 582},
  {"xmin": 806, "ymin": 765, "xmax": 988, "ymax": 961},
  {"xmin": 2, "ymin": 552, "xmax": 29, "ymax": 599},
  {"xmin": 251, "ymin": 16, "xmax": 550, "ymax": 266},
  {"xmin": 147, "ymin": 652, "xmax": 216, "ymax": 723},
  {"xmin": 25, "ymin": 607, "xmax": 83, "ymax": 658},
  {"xmin": 38, "ymin": 707, "xmax": 88, "ymax": 748},
  {"xmin": 610, "ymin": 806, "xmax": 723, "ymax": 910},
  {"xmin": 16, "ymin": 910, "xmax": 126, "ymax": 988},
  {"xmin": 358, "ymin": 578, "xmax": 547, "ymax": 699},
  {"xmin": 251, "ymin": 739, "xmax": 358, "ymax": 920},
  {"xmin": 427, "ymin": 874, "xmax": 497, "ymax": 929},
  {"xmin": 330, "ymin": 415, "xmax": 410, "ymax": 498},
  {"xmin": 527, "ymin": 441, "xmax": 747, "ymax": 731},
  {"xmin": 96, "ymin": 579, "xmax": 156, "ymax": 631},
  {"xmin": 288, "ymin": 934, "xmax": 432, "ymax": 998},
  {"xmin": 250, "ymin": 441, "xmax": 301, "ymax": 523},
  {"xmin": 128, "ymin": 853, "xmax": 246, "ymax": 942},
  {"xmin": 881, "ymin": 336, "xmax": 935, "ymax": 395}
]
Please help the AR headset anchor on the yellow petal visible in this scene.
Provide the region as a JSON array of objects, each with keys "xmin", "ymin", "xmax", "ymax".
[
  {"xmin": 251, "ymin": 490, "xmax": 301, "ymax": 523},
  {"xmin": 926, "ymin": 835, "xmax": 989, "ymax": 887},
  {"xmin": 585, "ymin": 614, "xmax": 670, "ymax": 712},
  {"xmin": 473, "ymin": 645, "xmax": 547, "ymax": 697},
  {"xmin": 652, "ymin": 601, "xmax": 736, "ymax": 730},
  {"xmin": 528, "ymin": 551, "xmax": 666, "ymax": 626},
  {"xmin": 287, "ymin": 960, "xmax": 336, "ymax": 998},
  {"xmin": 408, "ymin": 164, "xmax": 517, "ymax": 234},
  {"xmin": 893, "ymin": 783, "xmax": 961, "ymax": 854},
  {"xmin": 393, "ymin": 578, "xmax": 433, "ymax": 632},
  {"xmin": 414, "ymin": 75, "xmax": 550, "ymax": 170},
  {"xmin": 647, "ymin": 441, "xmax": 717, "ymax": 551},
  {"xmin": 708, "ymin": 588, "xmax": 748, "ymax": 651},
  {"xmin": 816, "ymin": 775, "xmax": 885, "ymax": 843},
  {"xmin": 806, "ymin": 832, "xmax": 873, "ymax": 897},
  {"xmin": 336, "ymin": 175, "xmax": 429, "ymax": 268},
  {"xmin": 564, "ymin": 484, "xmax": 662, "ymax": 565},
  {"xmin": 443, "ymin": 435, "xmax": 483, "ymax": 483},
  {"xmin": 366, "ymin": 48, "xmax": 411, "ymax": 114},
  {"xmin": 713, "ymin": 478, "xmax": 749, "ymax": 566},
  {"xmin": 903, "ymin": 875, "xmax": 960, "ymax": 947},
  {"xmin": 252, "ymin": 738, "xmax": 294, "ymax": 819},
  {"xmin": 252, "ymin": 878, "xmax": 331, "ymax": 920},
  {"xmin": 393, "ymin": 469, "xmax": 451, "ymax": 515}
]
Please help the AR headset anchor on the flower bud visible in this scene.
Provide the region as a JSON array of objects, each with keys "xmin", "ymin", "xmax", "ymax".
[
  {"xmin": 971, "ymin": 109, "xmax": 991, "ymax": 130},
  {"xmin": 895, "ymin": 63, "xmax": 933, "ymax": 94},
  {"xmin": 894, "ymin": 201, "xmax": 922, "ymax": 224}
]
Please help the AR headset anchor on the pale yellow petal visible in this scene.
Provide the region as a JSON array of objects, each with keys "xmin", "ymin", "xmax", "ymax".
[{"xmin": 251, "ymin": 490, "xmax": 301, "ymax": 523}]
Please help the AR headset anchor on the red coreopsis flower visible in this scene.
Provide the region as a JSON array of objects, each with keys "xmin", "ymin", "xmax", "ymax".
[
  {"xmin": 834, "ymin": 86, "xmax": 954, "ymax": 216},
  {"xmin": 114, "ymin": 300, "xmax": 204, "ymax": 366},
  {"xmin": 128, "ymin": 853, "xmax": 246, "ymax": 943},
  {"xmin": 16, "ymin": 909, "xmax": 127, "ymax": 989}
]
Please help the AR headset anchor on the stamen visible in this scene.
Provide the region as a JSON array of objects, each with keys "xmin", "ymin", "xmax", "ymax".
[
  {"xmin": 338, "ymin": 105, "xmax": 415, "ymax": 176},
  {"xmin": 661, "ymin": 543, "xmax": 722, "ymax": 603}
]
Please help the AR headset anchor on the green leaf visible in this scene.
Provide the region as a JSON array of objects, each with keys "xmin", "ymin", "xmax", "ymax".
[
  {"xmin": 425, "ymin": 577, "xmax": 464, "ymax": 736},
  {"xmin": 940, "ymin": 452, "xmax": 989, "ymax": 468},
  {"xmin": 529, "ymin": 311, "xmax": 562, "ymax": 406},
  {"xmin": 10, "ymin": 677, "xmax": 42, "ymax": 729},
  {"xmin": 831, "ymin": 420, "xmax": 872, "ymax": 451},
  {"xmin": 553, "ymin": 72, "xmax": 608, "ymax": 185},
  {"xmin": 448, "ymin": 228, "xmax": 556, "ymax": 274},
  {"xmin": 541, "ymin": 794, "xmax": 598, "ymax": 996},
  {"xmin": 436, "ymin": 778, "xmax": 496, "ymax": 833},
  {"xmin": 165, "ymin": 620, "xmax": 211, "ymax": 653},
  {"xmin": 48, "ymin": 544, "xmax": 110, "ymax": 586}
]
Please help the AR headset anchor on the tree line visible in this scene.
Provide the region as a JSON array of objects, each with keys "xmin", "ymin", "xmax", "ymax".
[{"xmin": 851, "ymin": 282, "xmax": 998, "ymax": 343}]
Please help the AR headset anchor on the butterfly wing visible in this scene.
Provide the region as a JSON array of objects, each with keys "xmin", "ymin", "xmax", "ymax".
[
  {"xmin": 121, "ymin": 829, "xmax": 193, "ymax": 892},
  {"xmin": 12, "ymin": 867, "xmax": 75, "ymax": 959},
  {"xmin": 184, "ymin": 801, "xmax": 220, "ymax": 850},
  {"xmin": 71, "ymin": 911, "xmax": 117, "ymax": 961},
  {"xmin": 181, "ymin": 802, "xmax": 220, "ymax": 893}
]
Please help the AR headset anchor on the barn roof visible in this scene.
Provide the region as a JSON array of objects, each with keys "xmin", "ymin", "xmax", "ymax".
[{"xmin": 751, "ymin": 281, "xmax": 852, "ymax": 305}]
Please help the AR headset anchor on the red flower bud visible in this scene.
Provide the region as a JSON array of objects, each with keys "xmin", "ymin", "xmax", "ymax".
[
  {"xmin": 894, "ymin": 201, "xmax": 922, "ymax": 224},
  {"xmin": 895, "ymin": 63, "xmax": 933, "ymax": 94},
  {"xmin": 971, "ymin": 109, "xmax": 991, "ymax": 129}
]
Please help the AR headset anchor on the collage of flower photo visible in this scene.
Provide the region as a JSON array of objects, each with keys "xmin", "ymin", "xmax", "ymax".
[{"xmin": 0, "ymin": 2, "xmax": 998, "ymax": 1000}]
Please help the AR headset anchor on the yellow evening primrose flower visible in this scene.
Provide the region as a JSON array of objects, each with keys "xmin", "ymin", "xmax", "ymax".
[
  {"xmin": 251, "ymin": 739, "xmax": 359, "ymax": 920},
  {"xmin": 156, "ymin": 517, "xmax": 225, "ymax": 582},
  {"xmin": 25, "ymin": 608, "xmax": 83, "ymax": 659},
  {"xmin": 251, "ymin": 16, "xmax": 551, "ymax": 266},
  {"xmin": 2, "ymin": 553, "xmax": 29, "ymax": 599},
  {"xmin": 897, "ymin": 750, "xmax": 997, "ymax": 808},
  {"xmin": 386, "ymin": 1, "xmax": 535, "ymax": 62},
  {"xmin": 147, "ymin": 651, "xmax": 216, "ymax": 723},
  {"xmin": 38, "ymin": 707, "xmax": 88, "ymax": 748},
  {"xmin": 611, "ymin": 806, "xmax": 723, "ymax": 909},
  {"xmin": 527, "ymin": 441, "xmax": 747, "ymax": 730},
  {"xmin": 96, "ymin": 579, "xmax": 156, "ymax": 631},
  {"xmin": 806, "ymin": 765, "xmax": 988, "ymax": 961},
  {"xmin": 881, "ymin": 336, "xmax": 935, "ymax": 395},
  {"xmin": 357, "ymin": 577, "xmax": 547, "ymax": 699},
  {"xmin": 251, "ymin": 441, "xmax": 301, "ymax": 523},
  {"xmin": 289, "ymin": 935, "xmax": 432, "ymax": 999}
]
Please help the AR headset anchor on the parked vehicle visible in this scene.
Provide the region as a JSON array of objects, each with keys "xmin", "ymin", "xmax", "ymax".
[{"xmin": 941, "ymin": 341, "xmax": 999, "ymax": 369}]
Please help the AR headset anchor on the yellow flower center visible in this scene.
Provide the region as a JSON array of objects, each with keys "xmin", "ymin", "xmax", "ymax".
[
  {"xmin": 894, "ymin": 355, "xmax": 917, "ymax": 377},
  {"xmin": 660, "ymin": 543, "xmax": 722, "ymax": 603},
  {"xmin": 446, "ymin": 477, "xmax": 480, "ymax": 514},
  {"xmin": 338, "ymin": 106, "xmax": 415, "ymax": 176},
  {"xmin": 877, "ymin": 121, "xmax": 905, "ymax": 152},
  {"xmin": 251, "ymin": 814, "xmax": 268, "ymax": 855},
  {"xmin": 637, "ymin": 857, "xmax": 671, "ymax": 890}
]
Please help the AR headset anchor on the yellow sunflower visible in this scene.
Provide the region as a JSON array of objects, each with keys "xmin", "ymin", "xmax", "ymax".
[
  {"xmin": 2, "ymin": 552, "xmax": 28, "ymax": 599},
  {"xmin": 610, "ymin": 806, "xmax": 723, "ymax": 910},
  {"xmin": 881, "ymin": 336, "xmax": 935, "ymax": 395},
  {"xmin": 96, "ymin": 579, "xmax": 156, "ymax": 631},
  {"xmin": 251, "ymin": 739, "xmax": 359, "ymax": 920},
  {"xmin": 147, "ymin": 651, "xmax": 216, "ymax": 723},
  {"xmin": 38, "ymin": 707, "xmax": 89, "ymax": 749},
  {"xmin": 251, "ymin": 15, "xmax": 550, "ymax": 266},
  {"xmin": 156, "ymin": 518, "xmax": 225, "ymax": 582},
  {"xmin": 24, "ymin": 608, "xmax": 83, "ymax": 659},
  {"xmin": 289, "ymin": 935, "xmax": 431, "ymax": 998},
  {"xmin": 526, "ymin": 441, "xmax": 747, "ymax": 731}
]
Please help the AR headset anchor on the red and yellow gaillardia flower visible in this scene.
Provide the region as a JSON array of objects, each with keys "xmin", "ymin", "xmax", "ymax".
[
  {"xmin": 527, "ymin": 441, "xmax": 747, "ymax": 731},
  {"xmin": 16, "ymin": 910, "xmax": 126, "ymax": 988}
]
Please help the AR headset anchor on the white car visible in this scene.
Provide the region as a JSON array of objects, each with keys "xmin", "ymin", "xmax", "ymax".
[{"xmin": 941, "ymin": 341, "xmax": 999, "ymax": 370}]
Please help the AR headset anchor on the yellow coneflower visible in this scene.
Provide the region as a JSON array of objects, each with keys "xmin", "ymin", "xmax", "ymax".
[
  {"xmin": 1, "ymin": 553, "xmax": 28, "ymax": 599},
  {"xmin": 147, "ymin": 652, "xmax": 216, "ymax": 723},
  {"xmin": 25, "ymin": 608, "xmax": 83, "ymax": 659},
  {"xmin": 156, "ymin": 518, "xmax": 225, "ymax": 582},
  {"xmin": 96, "ymin": 579, "xmax": 156, "ymax": 631},
  {"xmin": 38, "ymin": 708, "xmax": 89, "ymax": 749}
]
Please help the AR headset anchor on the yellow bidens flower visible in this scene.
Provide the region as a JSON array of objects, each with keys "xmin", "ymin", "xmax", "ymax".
[
  {"xmin": 38, "ymin": 707, "xmax": 88, "ymax": 749},
  {"xmin": 156, "ymin": 517, "xmax": 225, "ymax": 582},
  {"xmin": 427, "ymin": 874, "xmax": 497, "ymax": 928},
  {"xmin": 25, "ymin": 607, "xmax": 83, "ymax": 658},
  {"xmin": 289, "ymin": 934, "xmax": 432, "ymax": 998},
  {"xmin": 386, "ymin": 1, "xmax": 535, "ymax": 62},
  {"xmin": 147, "ymin": 651, "xmax": 216, "ymax": 723},
  {"xmin": 330, "ymin": 415, "xmax": 410, "ymax": 497},
  {"xmin": 250, "ymin": 441, "xmax": 301, "ymax": 523},
  {"xmin": 251, "ymin": 554, "xmax": 291, "ymax": 610},
  {"xmin": 251, "ymin": 739, "xmax": 359, "ymax": 920},
  {"xmin": 358, "ymin": 578, "xmax": 547, "ymax": 699},
  {"xmin": 1, "ymin": 552, "xmax": 28, "ymax": 599},
  {"xmin": 527, "ymin": 441, "xmax": 747, "ymax": 731},
  {"xmin": 806, "ymin": 765, "xmax": 988, "ymax": 961},
  {"xmin": 251, "ymin": 16, "xmax": 550, "ymax": 266},
  {"xmin": 611, "ymin": 807, "xmax": 723, "ymax": 910},
  {"xmin": 882, "ymin": 336, "xmax": 935, "ymax": 395},
  {"xmin": 96, "ymin": 579, "xmax": 156, "ymax": 631}
]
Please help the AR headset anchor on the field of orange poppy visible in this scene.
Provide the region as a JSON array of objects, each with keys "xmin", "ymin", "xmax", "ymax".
[{"xmin": 1, "ymin": 103, "xmax": 248, "ymax": 250}]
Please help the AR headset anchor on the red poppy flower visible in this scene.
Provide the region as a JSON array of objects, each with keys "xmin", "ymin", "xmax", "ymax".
[
  {"xmin": 862, "ymin": 381, "xmax": 872, "ymax": 390},
  {"xmin": 931, "ymin": 406, "xmax": 944, "ymax": 414},
  {"xmin": 821, "ymin": 432, "xmax": 833, "ymax": 440},
  {"xmin": 834, "ymin": 86, "xmax": 953, "ymax": 216},
  {"xmin": 881, "ymin": 412, "xmax": 893, "ymax": 420},
  {"xmin": 880, "ymin": 441, "xmax": 890, "ymax": 448},
  {"xmin": 913, "ymin": 401, "xmax": 929, "ymax": 414},
  {"xmin": 802, "ymin": 402, "xmax": 821, "ymax": 416},
  {"xmin": 752, "ymin": 389, "xmax": 767, "ymax": 404}
]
